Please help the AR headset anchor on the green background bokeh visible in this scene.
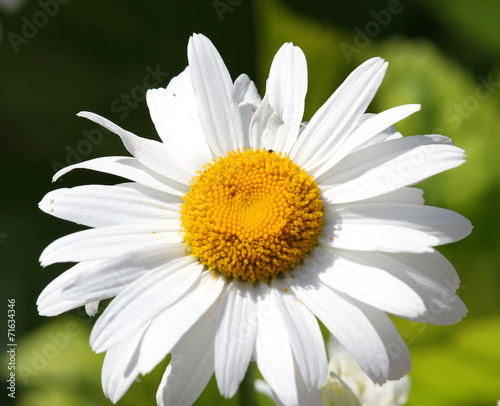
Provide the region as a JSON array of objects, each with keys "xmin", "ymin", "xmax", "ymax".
[{"xmin": 1, "ymin": 0, "xmax": 499, "ymax": 404}]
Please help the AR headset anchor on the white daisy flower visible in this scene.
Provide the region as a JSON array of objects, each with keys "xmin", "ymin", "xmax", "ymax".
[
  {"xmin": 38, "ymin": 33, "xmax": 471, "ymax": 406},
  {"xmin": 322, "ymin": 338, "xmax": 410, "ymax": 406}
]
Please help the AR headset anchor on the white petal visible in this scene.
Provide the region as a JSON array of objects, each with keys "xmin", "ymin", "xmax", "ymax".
[
  {"xmin": 40, "ymin": 220, "xmax": 182, "ymax": 267},
  {"xmin": 234, "ymin": 73, "xmax": 261, "ymax": 145},
  {"xmin": 271, "ymin": 278, "xmax": 328, "ymax": 390},
  {"xmin": 157, "ymin": 304, "xmax": 218, "ymax": 406},
  {"xmin": 215, "ymin": 280, "xmax": 259, "ymax": 398},
  {"xmin": 351, "ymin": 113, "xmax": 403, "ymax": 150},
  {"xmin": 288, "ymin": 271, "xmax": 410, "ymax": 383},
  {"xmin": 331, "ymin": 187, "xmax": 424, "ymax": 206},
  {"xmin": 137, "ymin": 271, "xmax": 225, "ymax": 374},
  {"xmin": 101, "ymin": 324, "xmax": 149, "ymax": 403},
  {"xmin": 318, "ymin": 135, "xmax": 466, "ymax": 204},
  {"xmin": 85, "ymin": 301, "xmax": 100, "ymax": 316},
  {"xmin": 249, "ymin": 43, "xmax": 307, "ymax": 153},
  {"xmin": 255, "ymin": 379, "xmax": 274, "ymax": 400},
  {"xmin": 312, "ymin": 104, "xmax": 421, "ymax": 177},
  {"xmin": 90, "ymin": 256, "xmax": 202, "ymax": 352},
  {"xmin": 61, "ymin": 243, "xmax": 186, "ymax": 301},
  {"xmin": 270, "ymin": 359, "xmax": 323, "ymax": 406},
  {"xmin": 78, "ymin": 111, "xmax": 193, "ymax": 184},
  {"xmin": 322, "ymin": 203, "xmax": 472, "ymax": 253},
  {"xmin": 254, "ymin": 286, "xmax": 298, "ymax": 406},
  {"xmin": 355, "ymin": 301, "xmax": 411, "ymax": 381},
  {"xmin": 146, "ymin": 84, "xmax": 212, "ymax": 174},
  {"xmin": 52, "ymin": 156, "xmax": 187, "ymax": 197},
  {"xmin": 351, "ymin": 250, "xmax": 467, "ymax": 325},
  {"xmin": 325, "ymin": 187, "xmax": 424, "ymax": 210},
  {"xmin": 37, "ymin": 261, "xmax": 100, "ymax": 316},
  {"xmin": 248, "ymin": 94, "xmax": 273, "ymax": 149},
  {"xmin": 313, "ymin": 247, "xmax": 427, "ymax": 319},
  {"xmin": 289, "ymin": 58, "xmax": 387, "ymax": 171},
  {"xmin": 39, "ymin": 184, "xmax": 180, "ymax": 228},
  {"xmin": 163, "ymin": 67, "xmax": 201, "ymax": 124},
  {"xmin": 294, "ymin": 365, "xmax": 322, "ymax": 406},
  {"xmin": 390, "ymin": 249, "xmax": 460, "ymax": 290},
  {"xmin": 187, "ymin": 33, "xmax": 245, "ymax": 157},
  {"xmin": 234, "ymin": 73, "xmax": 261, "ymax": 107}
]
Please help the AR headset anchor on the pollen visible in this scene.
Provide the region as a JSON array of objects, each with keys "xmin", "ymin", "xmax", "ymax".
[{"xmin": 180, "ymin": 148, "xmax": 324, "ymax": 283}]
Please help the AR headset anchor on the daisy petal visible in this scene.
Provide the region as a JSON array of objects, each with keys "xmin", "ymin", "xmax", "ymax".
[
  {"xmin": 61, "ymin": 243, "xmax": 185, "ymax": 302},
  {"xmin": 52, "ymin": 156, "xmax": 187, "ymax": 197},
  {"xmin": 288, "ymin": 271, "xmax": 410, "ymax": 383},
  {"xmin": 390, "ymin": 249, "xmax": 461, "ymax": 290},
  {"xmin": 146, "ymin": 84, "xmax": 211, "ymax": 174},
  {"xmin": 325, "ymin": 187, "xmax": 424, "ymax": 210},
  {"xmin": 39, "ymin": 184, "xmax": 180, "ymax": 228},
  {"xmin": 37, "ymin": 261, "xmax": 100, "ymax": 316},
  {"xmin": 137, "ymin": 272, "xmax": 225, "ymax": 375},
  {"xmin": 249, "ymin": 43, "xmax": 307, "ymax": 153},
  {"xmin": 322, "ymin": 203, "xmax": 472, "ymax": 253},
  {"xmin": 215, "ymin": 280, "xmax": 259, "ymax": 398},
  {"xmin": 163, "ymin": 67, "xmax": 201, "ymax": 123},
  {"xmin": 293, "ymin": 363, "xmax": 322, "ymax": 406},
  {"xmin": 354, "ymin": 112, "xmax": 404, "ymax": 144},
  {"xmin": 351, "ymin": 250, "xmax": 467, "ymax": 325},
  {"xmin": 255, "ymin": 286, "xmax": 298, "ymax": 406},
  {"xmin": 271, "ymin": 278, "xmax": 328, "ymax": 390},
  {"xmin": 352, "ymin": 115, "xmax": 403, "ymax": 149},
  {"xmin": 234, "ymin": 73, "xmax": 261, "ymax": 107},
  {"xmin": 289, "ymin": 58, "xmax": 387, "ymax": 171},
  {"xmin": 319, "ymin": 135, "xmax": 466, "ymax": 204},
  {"xmin": 40, "ymin": 221, "xmax": 182, "ymax": 267},
  {"xmin": 310, "ymin": 246, "xmax": 466, "ymax": 324},
  {"xmin": 78, "ymin": 111, "xmax": 192, "ymax": 184},
  {"xmin": 259, "ymin": 366, "xmax": 322, "ymax": 406},
  {"xmin": 335, "ymin": 187, "xmax": 424, "ymax": 206},
  {"xmin": 234, "ymin": 73, "xmax": 261, "ymax": 145},
  {"xmin": 156, "ymin": 304, "xmax": 218, "ymax": 406},
  {"xmin": 355, "ymin": 301, "xmax": 411, "ymax": 381},
  {"xmin": 313, "ymin": 247, "xmax": 427, "ymax": 319},
  {"xmin": 101, "ymin": 324, "xmax": 149, "ymax": 403},
  {"xmin": 188, "ymin": 33, "xmax": 245, "ymax": 157},
  {"xmin": 85, "ymin": 301, "xmax": 100, "ymax": 316},
  {"xmin": 90, "ymin": 256, "xmax": 202, "ymax": 353},
  {"xmin": 313, "ymin": 104, "xmax": 421, "ymax": 177}
]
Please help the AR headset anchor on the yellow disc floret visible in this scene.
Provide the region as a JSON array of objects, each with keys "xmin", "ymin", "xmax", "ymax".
[{"xmin": 180, "ymin": 148, "xmax": 324, "ymax": 283}]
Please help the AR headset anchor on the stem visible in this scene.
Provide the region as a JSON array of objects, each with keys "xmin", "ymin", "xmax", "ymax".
[{"xmin": 237, "ymin": 362, "xmax": 259, "ymax": 406}]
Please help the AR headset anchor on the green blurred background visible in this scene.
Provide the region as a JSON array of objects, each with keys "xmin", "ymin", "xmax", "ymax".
[{"xmin": 1, "ymin": 0, "xmax": 499, "ymax": 404}]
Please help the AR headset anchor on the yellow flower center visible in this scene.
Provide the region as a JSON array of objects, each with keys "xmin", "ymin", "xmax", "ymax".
[{"xmin": 180, "ymin": 148, "xmax": 324, "ymax": 283}]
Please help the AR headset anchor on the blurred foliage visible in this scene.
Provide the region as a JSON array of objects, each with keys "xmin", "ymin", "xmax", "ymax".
[
  {"xmin": 407, "ymin": 316, "xmax": 500, "ymax": 406},
  {"xmin": 2, "ymin": 0, "xmax": 500, "ymax": 405}
]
